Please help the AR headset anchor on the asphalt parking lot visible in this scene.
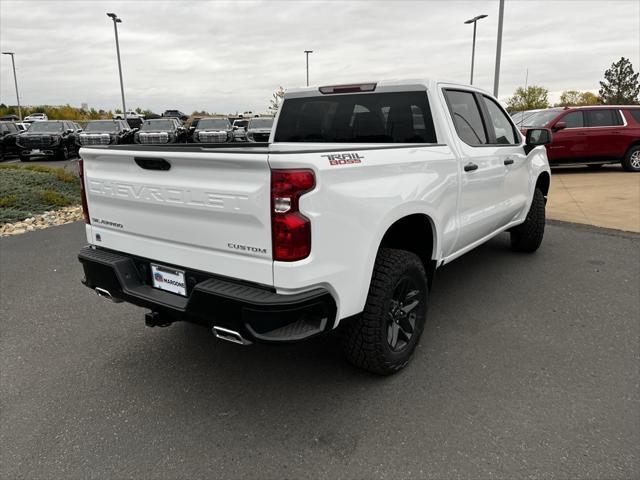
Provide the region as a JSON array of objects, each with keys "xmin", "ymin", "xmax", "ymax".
[{"xmin": 1, "ymin": 221, "xmax": 638, "ymax": 479}]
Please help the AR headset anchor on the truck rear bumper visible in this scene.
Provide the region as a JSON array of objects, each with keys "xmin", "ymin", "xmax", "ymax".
[{"xmin": 78, "ymin": 246, "xmax": 337, "ymax": 343}]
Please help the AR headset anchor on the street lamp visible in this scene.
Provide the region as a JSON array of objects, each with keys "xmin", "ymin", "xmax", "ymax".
[
  {"xmin": 107, "ymin": 12, "xmax": 127, "ymax": 120},
  {"xmin": 464, "ymin": 14, "xmax": 488, "ymax": 85},
  {"xmin": 304, "ymin": 50, "xmax": 313, "ymax": 87},
  {"xmin": 1, "ymin": 52, "xmax": 22, "ymax": 121},
  {"xmin": 493, "ymin": 0, "xmax": 505, "ymax": 97}
]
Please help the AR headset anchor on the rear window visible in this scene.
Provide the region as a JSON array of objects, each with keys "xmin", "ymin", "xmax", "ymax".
[
  {"xmin": 628, "ymin": 109, "xmax": 640, "ymax": 123},
  {"xmin": 589, "ymin": 109, "xmax": 623, "ymax": 127},
  {"xmin": 274, "ymin": 91, "xmax": 437, "ymax": 143}
]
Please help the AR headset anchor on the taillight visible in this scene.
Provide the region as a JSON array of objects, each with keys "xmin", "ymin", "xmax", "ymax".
[
  {"xmin": 78, "ymin": 159, "xmax": 90, "ymax": 224},
  {"xmin": 271, "ymin": 169, "xmax": 315, "ymax": 261}
]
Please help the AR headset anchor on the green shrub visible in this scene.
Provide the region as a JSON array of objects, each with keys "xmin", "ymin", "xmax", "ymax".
[
  {"xmin": 0, "ymin": 168, "xmax": 80, "ymax": 224},
  {"xmin": 0, "ymin": 194, "xmax": 17, "ymax": 207},
  {"xmin": 39, "ymin": 190, "xmax": 72, "ymax": 206}
]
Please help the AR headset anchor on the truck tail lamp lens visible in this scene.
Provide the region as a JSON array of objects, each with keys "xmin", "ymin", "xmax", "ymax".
[
  {"xmin": 271, "ymin": 169, "xmax": 315, "ymax": 261},
  {"xmin": 78, "ymin": 159, "xmax": 90, "ymax": 224}
]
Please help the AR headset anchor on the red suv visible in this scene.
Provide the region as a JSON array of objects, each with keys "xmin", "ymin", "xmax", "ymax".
[{"xmin": 521, "ymin": 106, "xmax": 640, "ymax": 172}]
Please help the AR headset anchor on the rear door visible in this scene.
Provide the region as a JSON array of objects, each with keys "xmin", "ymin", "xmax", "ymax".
[
  {"xmin": 80, "ymin": 147, "xmax": 274, "ymax": 286},
  {"xmin": 585, "ymin": 109, "xmax": 627, "ymax": 159}
]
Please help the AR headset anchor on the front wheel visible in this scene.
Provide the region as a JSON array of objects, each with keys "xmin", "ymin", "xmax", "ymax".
[
  {"xmin": 622, "ymin": 145, "xmax": 640, "ymax": 172},
  {"xmin": 510, "ymin": 187, "xmax": 545, "ymax": 252},
  {"xmin": 341, "ymin": 248, "xmax": 428, "ymax": 375}
]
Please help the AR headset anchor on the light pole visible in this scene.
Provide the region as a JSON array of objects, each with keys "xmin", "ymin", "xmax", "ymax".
[
  {"xmin": 107, "ymin": 12, "xmax": 127, "ymax": 120},
  {"xmin": 304, "ymin": 50, "xmax": 313, "ymax": 87},
  {"xmin": 493, "ymin": 0, "xmax": 505, "ymax": 96},
  {"xmin": 464, "ymin": 14, "xmax": 487, "ymax": 85},
  {"xmin": 2, "ymin": 52, "xmax": 22, "ymax": 121}
]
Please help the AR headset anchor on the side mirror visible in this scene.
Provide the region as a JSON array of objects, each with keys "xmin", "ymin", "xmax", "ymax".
[
  {"xmin": 526, "ymin": 128, "xmax": 552, "ymax": 146},
  {"xmin": 553, "ymin": 121, "xmax": 567, "ymax": 131},
  {"xmin": 66, "ymin": 129, "xmax": 74, "ymax": 134}
]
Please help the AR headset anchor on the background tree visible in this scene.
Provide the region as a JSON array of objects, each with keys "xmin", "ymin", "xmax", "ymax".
[
  {"xmin": 598, "ymin": 57, "xmax": 640, "ymax": 104},
  {"xmin": 506, "ymin": 85, "xmax": 550, "ymax": 112},
  {"xmin": 268, "ymin": 86, "xmax": 285, "ymax": 115},
  {"xmin": 556, "ymin": 90, "xmax": 601, "ymax": 106}
]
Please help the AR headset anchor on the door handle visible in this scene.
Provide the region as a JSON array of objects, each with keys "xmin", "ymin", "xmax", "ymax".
[
  {"xmin": 134, "ymin": 157, "xmax": 171, "ymax": 171},
  {"xmin": 464, "ymin": 162, "xmax": 478, "ymax": 172},
  {"xmin": 504, "ymin": 158, "xmax": 515, "ymax": 165}
]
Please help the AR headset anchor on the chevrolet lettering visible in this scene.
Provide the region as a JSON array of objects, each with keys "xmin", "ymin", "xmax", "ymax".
[{"xmin": 88, "ymin": 180, "xmax": 250, "ymax": 211}]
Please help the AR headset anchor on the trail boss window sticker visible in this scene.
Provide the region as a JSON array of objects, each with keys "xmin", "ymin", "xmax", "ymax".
[{"xmin": 321, "ymin": 152, "xmax": 364, "ymax": 166}]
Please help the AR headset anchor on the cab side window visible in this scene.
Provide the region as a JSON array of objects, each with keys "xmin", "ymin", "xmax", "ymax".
[
  {"xmin": 443, "ymin": 90, "xmax": 487, "ymax": 145},
  {"xmin": 482, "ymin": 96, "xmax": 518, "ymax": 144},
  {"xmin": 562, "ymin": 111, "xmax": 584, "ymax": 128}
]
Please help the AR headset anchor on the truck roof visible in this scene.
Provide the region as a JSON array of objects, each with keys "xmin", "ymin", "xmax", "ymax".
[{"xmin": 284, "ymin": 78, "xmax": 493, "ymax": 98}]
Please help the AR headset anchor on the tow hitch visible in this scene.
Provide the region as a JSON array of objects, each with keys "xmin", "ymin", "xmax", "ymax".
[{"xmin": 145, "ymin": 311, "xmax": 173, "ymax": 328}]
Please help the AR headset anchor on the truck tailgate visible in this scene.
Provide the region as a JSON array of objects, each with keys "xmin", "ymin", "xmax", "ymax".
[{"xmin": 80, "ymin": 147, "xmax": 273, "ymax": 286}]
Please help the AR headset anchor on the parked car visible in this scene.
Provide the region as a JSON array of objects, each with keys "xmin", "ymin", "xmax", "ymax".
[
  {"xmin": 134, "ymin": 118, "xmax": 186, "ymax": 144},
  {"xmin": 23, "ymin": 112, "xmax": 48, "ymax": 122},
  {"xmin": 231, "ymin": 119, "xmax": 249, "ymax": 141},
  {"xmin": 17, "ymin": 120, "xmax": 81, "ymax": 161},
  {"xmin": 76, "ymin": 120, "xmax": 135, "ymax": 146},
  {"xmin": 522, "ymin": 106, "xmax": 640, "ymax": 171},
  {"xmin": 246, "ymin": 117, "xmax": 274, "ymax": 142},
  {"xmin": 0, "ymin": 121, "xmax": 21, "ymax": 160},
  {"xmin": 113, "ymin": 111, "xmax": 144, "ymax": 120},
  {"xmin": 191, "ymin": 117, "xmax": 233, "ymax": 143},
  {"xmin": 162, "ymin": 110, "xmax": 188, "ymax": 121},
  {"xmin": 77, "ymin": 78, "xmax": 551, "ymax": 374}
]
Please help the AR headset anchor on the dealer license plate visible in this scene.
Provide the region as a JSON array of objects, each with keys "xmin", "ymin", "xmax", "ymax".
[{"xmin": 151, "ymin": 264, "xmax": 187, "ymax": 296}]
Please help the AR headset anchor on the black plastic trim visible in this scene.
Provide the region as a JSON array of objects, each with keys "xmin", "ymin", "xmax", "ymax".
[{"xmin": 78, "ymin": 246, "xmax": 337, "ymax": 343}]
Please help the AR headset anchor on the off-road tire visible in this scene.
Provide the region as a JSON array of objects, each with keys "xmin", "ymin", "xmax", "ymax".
[
  {"xmin": 341, "ymin": 248, "xmax": 428, "ymax": 375},
  {"xmin": 510, "ymin": 187, "xmax": 545, "ymax": 252},
  {"xmin": 621, "ymin": 145, "xmax": 640, "ymax": 172}
]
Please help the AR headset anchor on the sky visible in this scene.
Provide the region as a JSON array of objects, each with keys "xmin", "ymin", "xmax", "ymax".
[{"xmin": 1, "ymin": 0, "xmax": 639, "ymax": 114}]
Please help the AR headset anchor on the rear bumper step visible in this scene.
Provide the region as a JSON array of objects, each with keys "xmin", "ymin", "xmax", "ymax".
[{"xmin": 77, "ymin": 246, "xmax": 336, "ymax": 343}]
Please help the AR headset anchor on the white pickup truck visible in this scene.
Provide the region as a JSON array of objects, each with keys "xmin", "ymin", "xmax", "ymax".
[{"xmin": 78, "ymin": 79, "xmax": 552, "ymax": 375}]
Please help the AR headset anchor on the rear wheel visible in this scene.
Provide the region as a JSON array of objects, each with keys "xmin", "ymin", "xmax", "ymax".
[
  {"xmin": 510, "ymin": 188, "xmax": 545, "ymax": 252},
  {"xmin": 341, "ymin": 248, "xmax": 428, "ymax": 375},
  {"xmin": 622, "ymin": 146, "xmax": 640, "ymax": 172}
]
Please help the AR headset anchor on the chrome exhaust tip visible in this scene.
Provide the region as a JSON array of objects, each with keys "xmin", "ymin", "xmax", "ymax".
[
  {"xmin": 95, "ymin": 287, "xmax": 123, "ymax": 303},
  {"xmin": 212, "ymin": 326, "xmax": 252, "ymax": 346}
]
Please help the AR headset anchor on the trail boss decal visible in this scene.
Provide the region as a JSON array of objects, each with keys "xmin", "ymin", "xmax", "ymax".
[{"xmin": 321, "ymin": 152, "xmax": 364, "ymax": 166}]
